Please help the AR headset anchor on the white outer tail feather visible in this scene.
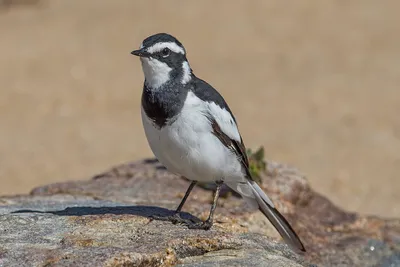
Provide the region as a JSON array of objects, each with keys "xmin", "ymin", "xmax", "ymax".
[
  {"xmin": 226, "ymin": 180, "xmax": 306, "ymax": 252},
  {"xmin": 251, "ymin": 180, "xmax": 275, "ymax": 208},
  {"xmin": 225, "ymin": 180, "xmax": 274, "ymax": 208}
]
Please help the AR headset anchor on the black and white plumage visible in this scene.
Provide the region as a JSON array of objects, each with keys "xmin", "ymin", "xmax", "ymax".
[{"xmin": 131, "ymin": 33, "xmax": 306, "ymax": 253}]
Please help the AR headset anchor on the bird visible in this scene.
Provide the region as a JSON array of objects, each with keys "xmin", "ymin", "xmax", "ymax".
[{"xmin": 131, "ymin": 33, "xmax": 306, "ymax": 253}]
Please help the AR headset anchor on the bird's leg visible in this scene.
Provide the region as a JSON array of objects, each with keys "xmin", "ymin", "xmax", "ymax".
[
  {"xmin": 150, "ymin": 180, "xmax": 197, "ymax": 224},
  {"xmin": 188, "ymin": 180, "xmax": 223, "ymax": 230},
  {"xmin": 175, "ymin": 180, "xmax": 197, "ymax": 213}
]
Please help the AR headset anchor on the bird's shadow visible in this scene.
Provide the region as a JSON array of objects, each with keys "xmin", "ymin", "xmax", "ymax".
[{"xmin": 11, "ymin": 205, "xmax": 201, "ymax": 224}]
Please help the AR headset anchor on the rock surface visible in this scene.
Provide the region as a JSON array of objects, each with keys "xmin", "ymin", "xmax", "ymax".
[{"xmin": 0, "ymin": 159, "xmax": 399, "ymax": 266}]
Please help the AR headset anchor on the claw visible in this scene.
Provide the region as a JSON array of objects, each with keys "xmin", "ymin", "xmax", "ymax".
[
  {"xmin": 150, "ymin": 213, "xmax": 193, "ymax": 225},
  {"xmin": 187, "ymin": 220, "xmax": 213, "ymax": 230},
  {"xmin": 150, "ymin": 213, "xmax": 213, "ymax": 229}
]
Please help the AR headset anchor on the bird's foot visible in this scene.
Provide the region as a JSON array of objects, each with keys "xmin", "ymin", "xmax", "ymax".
[
  {"xmin": 150, "ymin": 213, "xmax": 213, "ymax": 230},
  {"xmin": 187, "ymin": 219, "xmax": 213, "ymax": 230},
  {"xmin": 150, "ymin": 212, "xmax": 194, "ymax": 225}
]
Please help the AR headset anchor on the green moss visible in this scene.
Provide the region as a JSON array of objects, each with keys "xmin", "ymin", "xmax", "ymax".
[{"xmin": 246, "ymin": 146, "xmax": 266, "ymax": 184}]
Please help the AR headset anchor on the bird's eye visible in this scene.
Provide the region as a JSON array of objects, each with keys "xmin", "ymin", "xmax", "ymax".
[{"xmin": 161, "ymin": 48, "xmax": 170, "ymax": 57}]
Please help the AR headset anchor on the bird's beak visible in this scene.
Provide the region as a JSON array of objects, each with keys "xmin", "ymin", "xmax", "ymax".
[{"xmin": 131, "ymin": 48, "xmax": 151, "ymax": 58}]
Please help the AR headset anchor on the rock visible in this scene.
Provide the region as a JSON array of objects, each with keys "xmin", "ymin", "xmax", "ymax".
[
  {"xmin": 0, "ymin": 159, "xmax": 399, "ymax": 266},
  {"xmin": 0, "ymin": 196, "xmax": 308, "ymax": 267}
]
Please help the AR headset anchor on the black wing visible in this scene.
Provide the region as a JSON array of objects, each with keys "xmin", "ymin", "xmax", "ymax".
[
  {"xmin": 207, "ymin": 114, "xmax": 253, "ymax": 180},
  {"xmin": 190, "ymin": 75, "xmax": 253, "ymax": 179}
]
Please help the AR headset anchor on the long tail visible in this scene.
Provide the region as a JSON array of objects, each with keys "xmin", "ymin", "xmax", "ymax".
[{"xmin": 248, "ymin": 181, "xmax": 306, "ymax": 252}]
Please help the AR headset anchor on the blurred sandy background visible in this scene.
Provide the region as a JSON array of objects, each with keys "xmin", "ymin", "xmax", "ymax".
[{"xmin": 1, "ymin": 0, "xmax": 399, "ymax": 218}]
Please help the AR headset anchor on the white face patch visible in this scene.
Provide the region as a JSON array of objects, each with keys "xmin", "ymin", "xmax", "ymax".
[
  {"xmin": 146, "ymin": 42, "xmax": 185, "ymax": 55},
  {"xmin": 181, "ymin": 61, "xmax": 191, "ymax": 84},
  {"xmin": 141, "ymin": 57, "xmax": 172, "ymax": 89}
]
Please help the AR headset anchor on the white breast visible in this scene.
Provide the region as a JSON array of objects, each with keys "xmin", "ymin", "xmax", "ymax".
[{"xmin": 141, "ymin": 91, "xmax": 244, "ymax": 183}]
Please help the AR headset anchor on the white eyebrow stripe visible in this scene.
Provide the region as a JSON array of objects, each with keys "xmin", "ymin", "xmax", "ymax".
[{"xmin": 146, "ymin": 42, "xmax": 185, "ymax": 54}]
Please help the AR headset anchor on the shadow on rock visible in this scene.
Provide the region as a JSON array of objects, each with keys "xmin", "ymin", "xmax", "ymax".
[{"xmin": 11, "ymin": 205, "xmax": 201, "ymax": 222}]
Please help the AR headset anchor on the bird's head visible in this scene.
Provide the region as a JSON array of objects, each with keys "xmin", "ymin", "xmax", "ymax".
[{"xmin": 131, "ymin": 33, "xmax": 192, "ymax": 89}]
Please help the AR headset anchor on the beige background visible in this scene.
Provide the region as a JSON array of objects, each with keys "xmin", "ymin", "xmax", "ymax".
[{"xmin": 1, "ymin": 0, "xmax": 399, "ymax": 217}]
